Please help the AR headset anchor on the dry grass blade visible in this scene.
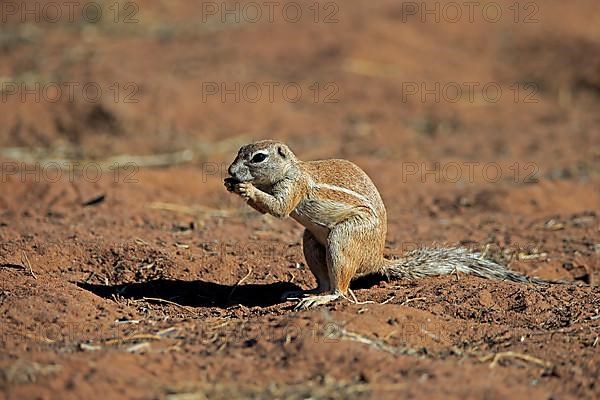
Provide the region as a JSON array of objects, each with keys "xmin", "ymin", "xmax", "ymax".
[
  {"xmin": 326, "ymin": 322, "xmax": 420, "ymax": 356},
  {"xmin": 79, "ymin": 343, "xmax": 102, "ymax": 351},
  {"xmin": 344, "ymin": 290, "xmax": 396, "ymax": 305},
  {"xmin": 105, "ymin": 333, "xmax": 163, "ymax": 345},
  {"xmin": 343, "ymin": 58, "xmax": 400, "ymax": 78},
  {"xmin": 126, "ymin": 342, "xmax": 151, "ymax": 353},
  {"xmin": 1, "ymin": 361, "xmax": 61, "ymax": 384},
  {"xmin": 147, "ymin": 202, "xmax": 235, "ymax": 217},
  {"xmin": 206, "ymin": 318, "xmax": 231, "ymax": 330},
  {"xmin": 0, "ymin": 147, "xmax": 193, "ymax": 169},
  {"xmin": 480, "ymin": 351, "xmax": 551, "ymax": 368},
  {"xmin": 163, "ymin": 378, "xmax": 375, "ymax": 400},
  {"xmin": 228, "ymin": 267, "xmax": 253, "ymax": 301},
  {"xmin": 21, "ymin": 252, "xmax": 37, "ymax": 279},
  {"xmin": 102, "ymin": 150, "xmax": 193, "ymax": 168},
  {"xmin": 157, "ymin": 327, "xmax": 180, "ymax": 337},
  {"xmin": 401, "ymin": 297, "xmax": 426, "ymax": 306},
  {"xmin": 138, "ymin": 297, "xmax": 196, "ymax": 314}
]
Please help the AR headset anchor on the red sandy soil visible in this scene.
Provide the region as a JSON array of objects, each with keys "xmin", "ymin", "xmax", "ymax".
[{"xmin": 1, "ymin": 1, "xmax": 599, "ymax": 399}]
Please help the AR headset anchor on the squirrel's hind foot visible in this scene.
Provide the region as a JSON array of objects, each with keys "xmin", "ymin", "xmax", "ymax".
[
  {"xmin": 294, "ymin": 293, "xmax": 341, "ymax": 310},
  {"xmin": 281, "ymin": 290, "xmax": 308, "ymax": 301},
  {"xmin": 281, "ymin": 287, "xmax": 327, "ymax": 301}
]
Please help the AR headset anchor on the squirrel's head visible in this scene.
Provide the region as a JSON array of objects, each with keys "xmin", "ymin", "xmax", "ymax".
[{"xmin": 228, "ymin": 140, "xmax": 297, "ymax": 187}]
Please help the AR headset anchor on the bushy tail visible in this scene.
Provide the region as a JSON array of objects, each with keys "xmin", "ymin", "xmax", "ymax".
[{"xmin": 382, "ymin": 247, "xmax": 550, "ymax": 284}]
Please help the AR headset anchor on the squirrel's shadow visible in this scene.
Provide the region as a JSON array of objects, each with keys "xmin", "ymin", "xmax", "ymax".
[
  {"xmin": 77, "ymin": 274, "xmax": 386, "ymax": 309},
  {"xmin": 77, "ymin": 279, "xmax": 302, "ymax": 308}
]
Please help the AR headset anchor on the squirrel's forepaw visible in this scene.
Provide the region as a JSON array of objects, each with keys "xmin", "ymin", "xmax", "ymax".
[
  {"xmin": 294, "ymin": 293, "xmax": 341, "ymax": 310},
  {"xmin": 224, "ymin": 178, "xmax": 255, "ymax": 199},
  {"xmin": 237, "ymin": 182, "xmax": 256, "ymax": 201},
  {"xmin": 224, "ymin": 177, "xmax": 238, "ymax": 192}
]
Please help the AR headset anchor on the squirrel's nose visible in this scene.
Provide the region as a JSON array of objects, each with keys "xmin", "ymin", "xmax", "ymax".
[{"xmin": 228, "ymin": 164, "xmax": 237, "ymax": 177}]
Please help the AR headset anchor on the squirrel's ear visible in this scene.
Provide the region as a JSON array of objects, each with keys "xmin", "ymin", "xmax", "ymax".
[{"xmin": 277, "ymin": 146, "xmax": 286, "ymax": 159}]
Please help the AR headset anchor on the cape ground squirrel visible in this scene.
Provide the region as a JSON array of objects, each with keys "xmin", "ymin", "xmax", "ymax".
[{"xmin": 225, "ymin": 140, "xmax": 546, "ymax": 309}]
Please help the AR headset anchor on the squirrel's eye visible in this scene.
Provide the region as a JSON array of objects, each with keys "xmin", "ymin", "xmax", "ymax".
[{"xmin": 251, "ymin": 153, "xmax": 268, "ymax": 163}]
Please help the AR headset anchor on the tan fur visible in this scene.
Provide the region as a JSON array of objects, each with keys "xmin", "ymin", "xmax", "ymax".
[{"xmin": 225, "ymin": 140, "xmax": 551, "ymax": 309}]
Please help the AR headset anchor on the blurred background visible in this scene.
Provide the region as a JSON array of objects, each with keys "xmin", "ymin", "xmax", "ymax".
[{"xmin": 1, "ymin": 0, "xmax": 599, "ymax": 170}]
